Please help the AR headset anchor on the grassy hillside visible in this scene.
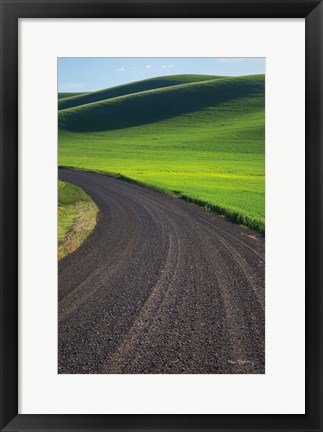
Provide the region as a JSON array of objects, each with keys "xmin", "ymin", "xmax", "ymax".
[
  {"xmin": 58, "ymin": 181, "xmax": 98, "ymax": 260},
  {"xmin": 58, "ymin": 75, "xmax": 219, "ymax": 111},
  {"xmin": 58, "ymin": 74, "xmax": 265, "ymax": 233},
  {"xmin": 59, "ymin": 75, "xmax": 263, "ymax": 132},
  {"xmin": 58, "ymin": 92, "xmax": 88, "ymax": 100}
]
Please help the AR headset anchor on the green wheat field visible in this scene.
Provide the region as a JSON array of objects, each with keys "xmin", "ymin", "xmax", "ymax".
[{"xmin": 58, "ymin": 74, "xmax": 265, "ymax": 234}]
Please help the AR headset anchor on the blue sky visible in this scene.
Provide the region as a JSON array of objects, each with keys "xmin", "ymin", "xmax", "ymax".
[{"xmin": 58, "ymin": 58, "xmax": 265, "ymax": 92}]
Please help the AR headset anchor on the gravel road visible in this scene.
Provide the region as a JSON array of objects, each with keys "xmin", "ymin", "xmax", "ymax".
[{"xmin": 58, "ymin": 169, "xmax": 265, "ymax": 374}]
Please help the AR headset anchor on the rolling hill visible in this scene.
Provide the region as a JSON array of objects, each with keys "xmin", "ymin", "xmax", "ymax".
[
  {"xmin": 58, "ymin": 74, "xmax": 265, "ymax": 233},
  {"xmin": 58, "ymin": 92, "xmax": 88, "ymax": 100},
  {"xmin": 58, "ymin": 74, "xmax": 219, "ymax": 111}
]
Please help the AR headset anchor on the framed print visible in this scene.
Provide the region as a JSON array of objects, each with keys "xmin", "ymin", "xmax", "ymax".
[
  {"xmin": 57, "ymin": 56, "xmax": 266, "ymax": 375},
  {"xmin": 1, "ymin": 0, "xmax": 322, "ymax": 431}
]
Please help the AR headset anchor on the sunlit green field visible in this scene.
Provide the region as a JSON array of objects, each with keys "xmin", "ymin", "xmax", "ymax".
[{"xmin": 58, "ymin": 74, "xmax": 265, "ymax": 233}]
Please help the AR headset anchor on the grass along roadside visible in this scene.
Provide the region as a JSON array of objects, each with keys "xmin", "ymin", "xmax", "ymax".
[
  {"xmin": 59, "ymin": 167, "xmax": 264, "ymax": 235},
  {"xmin": 58, "ymin": 180, "xmax": 99, "ymax": 260}
]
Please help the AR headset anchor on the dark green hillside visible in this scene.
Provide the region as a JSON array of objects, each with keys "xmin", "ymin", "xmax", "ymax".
[
  {"xmin": 59, "ymin": 75, "xmax": 264, "ymax": 132},
  {"xmin": 58, "ymin": 92, "xmax": 88, "ymax": 100},
  {"xmin": 58, "ymin": 74, "xmax": 220, "ymax": 111}
]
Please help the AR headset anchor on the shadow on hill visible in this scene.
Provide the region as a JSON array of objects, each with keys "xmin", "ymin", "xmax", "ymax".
[
  {"xmin": 58, "ymin": 75, "xmax": 219, "ymax": 111},
  {"xmin": 58, "ymin": 75, "xmax": 264, "ymax": 133}
]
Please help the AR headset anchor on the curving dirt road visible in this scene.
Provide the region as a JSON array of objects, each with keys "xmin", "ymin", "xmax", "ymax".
[{"xmin": 58, "ymin": 169, "xmax": 265, "ymax": 374}]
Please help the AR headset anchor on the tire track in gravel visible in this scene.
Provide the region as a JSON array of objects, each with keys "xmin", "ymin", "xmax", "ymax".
[{"xmin": 58, "ymin": 169, "xmax": 265, "ymax": 374}]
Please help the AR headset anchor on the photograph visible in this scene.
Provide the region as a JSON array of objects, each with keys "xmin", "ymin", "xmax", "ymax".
[{"xmin": 58, "ymin": 57, "xmax": 265, "ymax": 374}]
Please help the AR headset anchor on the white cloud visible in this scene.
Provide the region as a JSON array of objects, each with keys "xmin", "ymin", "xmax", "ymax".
[
  {"xmin": 146, "ymin": 65, "xmax": 152, "ymax": 69},
  {"xmin": 132, "ymin": 66, "xmax": 136, "ymax": 70},
  {"xmin": 168, "ymin": 65, "xmax": 175, "ymax": 68},
  {"xmin": 60, "ymin": 82, "xmax": 85, "ymax": 90},
  {"xmin": 116, "ymin": 67, "xmax": 126, "ymax": 72},
  {"xmin": 161, "ymin": 64, "xmax": 175, "ymax": 69}
]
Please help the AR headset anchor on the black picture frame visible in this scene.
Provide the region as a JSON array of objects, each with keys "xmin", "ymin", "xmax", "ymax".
[{"xmin": 1, "ymin": 1, "xmax": 322, "ymax": 431}]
